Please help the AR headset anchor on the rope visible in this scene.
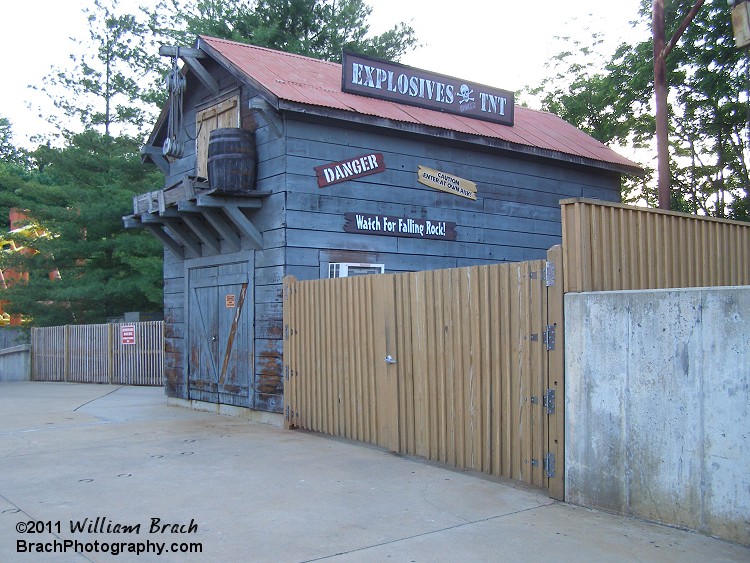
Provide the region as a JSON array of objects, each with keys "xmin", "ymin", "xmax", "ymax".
[{"xmin": 164, "ymin": 48, "xmax": 186, "ymax": 158}]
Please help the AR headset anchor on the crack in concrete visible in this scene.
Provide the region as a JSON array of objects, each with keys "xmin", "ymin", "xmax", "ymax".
[
  {"xmin": 0, "ymin": 493, "xmax": 95, "ymax": 562},
  {"xmin": 73, "ymin": 385, "xmax": 125, "ymax": 412}
]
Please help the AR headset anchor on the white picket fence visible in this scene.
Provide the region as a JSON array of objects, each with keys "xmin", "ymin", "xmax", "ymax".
[{"xmin": 31, "ymin": 322, "xmax": 164, "ymax": 386}]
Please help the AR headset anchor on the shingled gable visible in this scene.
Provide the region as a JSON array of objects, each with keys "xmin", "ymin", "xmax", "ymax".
[{"xmin": 147, "ymin": 35, "xmax": 641, "ymax": 177}]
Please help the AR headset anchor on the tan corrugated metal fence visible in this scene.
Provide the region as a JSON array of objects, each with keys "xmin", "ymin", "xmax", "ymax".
[
  {"xmin": 283, "ymin": 247, "xmax": 565, "ymax": 498},
  {"xmin": 561, "ymin": 198, "xmax": 750, "ymax": 292},
  {"xmin": 31, "ymin": 322, "xmax": 164, "ymax": 386}
]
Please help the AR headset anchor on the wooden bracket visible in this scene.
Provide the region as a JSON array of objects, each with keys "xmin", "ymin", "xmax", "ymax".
[
  {"xmin": 160, "ymin": 45, "xmax": 219, "ymax": 95},
  {"xmin": 249, "ymin": 97, "xmax": 283, "ymax": 139},
  {"xmin": 140, "ymin": 145, "xmax": 169, "ymax": 174}
]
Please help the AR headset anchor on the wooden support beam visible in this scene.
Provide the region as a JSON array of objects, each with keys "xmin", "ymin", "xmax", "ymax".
[
  {"xmin": 223, "ymin": 206, "xmax": 263, "ymax": 250},
  {"xmin": 181, "ymin": 56, "xmax": 220, "ymax": 96},
  {"xmin": 249, "ymin": 97, "xmax": 284, "ymax": 139},
  {"xmin": 182, "ymin": 215, "xmax": 221, "ymax": 253},
  {"xmin": 145, "ymin": 225, "xmax": 184, "ymax": 259},
  {"xmin": 201, "ymin": 208, "xmax": 241, "ymax": 251},
  {"xmin": 159, "ymin": 45, "xmax": 206, "ymax": 58},
  {"xmin": 122, "ymin": 215, "xmax": 141, "ymax": 229},
  {"xmin": 140, "ymin": 145, "xmax": 169, "ymax": 174},
  {"xmin": 159, "ymin": 217, "xmax": 203, "ymax": 256},
  {"xmin": 197, "ymin": 194, "xmax": 266, "ymax": 208},
  {"xmin": 139, "ymin": 213, "xmax": 165, "ymax": 225},
  {"xmin": 160, "ymin": 45, "xmax": 218, "ymax": 95},
  {"xmin": 169, "ymin": 206, "xmax": 222, "ymax": 253}
]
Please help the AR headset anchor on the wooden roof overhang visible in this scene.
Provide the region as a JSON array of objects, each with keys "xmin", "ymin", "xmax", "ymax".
[{"xmin": 123, "ymin": 177, "xmax": 269, "ymax": 259}]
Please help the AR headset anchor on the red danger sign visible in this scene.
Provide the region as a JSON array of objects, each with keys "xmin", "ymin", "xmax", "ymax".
[{"xmin": 120, "ymin": 325, "xmax": 136, "ymax": 345}]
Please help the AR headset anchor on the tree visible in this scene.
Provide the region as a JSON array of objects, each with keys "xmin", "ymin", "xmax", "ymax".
[
  {"xmin": 38, "ymin": 0, "xmax": 168, "ymax": 139},
  {"xmin": 0, "ymin": 131, "xmax": 164, "ymax": 326},
  {"xmin": 526, "ymin": 0, "xmax": 750, "ymax": 220},
  {"xmin": 0, "ymin": 117, "xmax": 30, "ymax": 170},
  {"xmin": 153, "ymin": 0, "xmax": 418, "ymax": 62},
  {"xmin": 0, "ymin": 2, "xmax": 170, "ymax": 326}
]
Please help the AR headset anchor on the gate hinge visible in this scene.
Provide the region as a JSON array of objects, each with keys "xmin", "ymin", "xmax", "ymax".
[
  {"xmin": 544, "ymin": 452, "xmax": 556, "ymax": 478},
  {"xmin": 544, "ymin": 261, "xmax": 555, "ymax": 286},
  {"xmin": 543, "ymin": 325, "xmax": 555, "ymax": 351},
  {"xmin": 543, "ymin": 388, "xmax": 555, "ymax": 414}
]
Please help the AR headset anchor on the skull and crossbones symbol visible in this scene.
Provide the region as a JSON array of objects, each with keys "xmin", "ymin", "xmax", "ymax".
[{"xmin": 458, "ymin": 84, "xmax": 474, "ymax": 104}]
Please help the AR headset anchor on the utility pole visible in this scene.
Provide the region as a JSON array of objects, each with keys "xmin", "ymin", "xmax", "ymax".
[
  {"xmin": 653, "ymin": 0, "xmax": 669, "ymax": 209},
  {"xmin": 653, "ymin": 0, "xmax": 705, "ymax": 210}
]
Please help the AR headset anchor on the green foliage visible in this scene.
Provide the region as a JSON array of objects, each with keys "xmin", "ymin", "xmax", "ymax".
[
  {"xmin": 0, "ymin": 130, "xmax": 163, "ymax": 326},
  {"xmin": 154, "ymin": 0, "xmax": 417, "ymax": 62},
  {"xmin": 0, "ymin": 117, "xmax": 31, "ymax": 171},
  {"xmin": 1, "ymin": 0, "xmax": 417, "ymax": 327},
  {"xmin": 526, "ymin": 0, "xmax": 750, "ymax": 220},
  {"xmin": 38, "ymin": 0, "xmax": 168, "ymax": 138}
]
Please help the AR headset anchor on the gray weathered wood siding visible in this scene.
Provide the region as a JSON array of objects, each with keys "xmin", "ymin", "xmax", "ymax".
[
  {"xmin": 282, "ymin": 116, "xmax": 620, "ymax": 281},
  {"xmin": 159, "ymin": 67, "xmax": 288, "ymax": 412},
  {"xmin": 159, "ymin": 59, "xmax": 246, "ymax": 188},
  {"xmin": 163, "ymin": 249, "xmax": 186, "ymax": 398},
  {"xmin": 156, "ymin": 70, "xmax": 620, "ymax": 415}
]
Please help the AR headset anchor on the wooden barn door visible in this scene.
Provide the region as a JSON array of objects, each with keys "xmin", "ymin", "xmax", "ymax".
[{"xmin": 188, "ymin": 260, "xmax": 254, "ymax": 407}]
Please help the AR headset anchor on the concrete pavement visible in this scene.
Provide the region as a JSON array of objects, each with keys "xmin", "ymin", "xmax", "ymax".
[{"xmin": 0, "ymin": 381, "xmax": 747, "ymax": 562}]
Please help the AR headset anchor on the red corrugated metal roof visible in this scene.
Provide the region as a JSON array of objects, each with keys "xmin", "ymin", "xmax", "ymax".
[{"xmin": 200, "ymin": 36, "xmax": 640, "ymax": 172}]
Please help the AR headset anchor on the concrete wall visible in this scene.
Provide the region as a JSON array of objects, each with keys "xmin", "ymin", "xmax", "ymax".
[
  {"xmin": 565, "ymin": 287, "xmax": 749, "ymax": 546},
  {"xmin": 0, "ymin": 344, "xmax": 31, "ymax": 381}
]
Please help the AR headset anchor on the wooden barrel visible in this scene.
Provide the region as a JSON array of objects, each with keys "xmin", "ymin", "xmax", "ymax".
[{"xmin": 207, "ymin": 128, "xmax": 257, "ymax": 193}]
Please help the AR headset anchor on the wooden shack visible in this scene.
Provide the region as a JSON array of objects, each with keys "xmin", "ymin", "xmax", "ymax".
[{"xmin": 125, "ymin": 35, "xmax": 641, "ymax": 416}]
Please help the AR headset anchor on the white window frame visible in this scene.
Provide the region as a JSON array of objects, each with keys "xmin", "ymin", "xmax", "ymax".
[{"xmin": 328, "ymin": 262, "xmax": 385, "ymax": 278}]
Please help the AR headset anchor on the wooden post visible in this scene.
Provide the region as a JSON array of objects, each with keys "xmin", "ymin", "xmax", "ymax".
[
  {"xmin": 63, "ymin": 325, "xmax": 70, "ymax": 383},
  {"xmin": 282, "ymin": 276, "xmax": 297, "ymax": 430},
  {"xmin": 546, "ymin": 245, "xmax": 565, "ymax": 501}
]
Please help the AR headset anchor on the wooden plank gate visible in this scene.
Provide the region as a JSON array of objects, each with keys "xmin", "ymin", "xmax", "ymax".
[
  {"xmin": 283, "ymin": 246, "xmax": 565, "ymax": 499},
  {"xmin": 31, "ymin": 322, "xmax": 164, "ymax": 386}
]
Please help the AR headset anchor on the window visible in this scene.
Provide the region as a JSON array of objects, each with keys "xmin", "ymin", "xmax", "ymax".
[
  {"xmin": 195, "ymin": 95, "xmax": 240, "ymax": 178},
  {"xmin": 328, "ymin": 263, "xmax": 385, "ymax": 278}
]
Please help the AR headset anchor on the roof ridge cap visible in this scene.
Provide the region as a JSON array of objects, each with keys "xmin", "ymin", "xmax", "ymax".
[{"xmin": 198, "ymin": 35, "xmax": 341, "ymax": 68}]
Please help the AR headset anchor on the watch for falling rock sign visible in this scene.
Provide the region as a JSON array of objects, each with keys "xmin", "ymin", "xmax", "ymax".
[{"xmin": 345, "ymin": 213, "xmax": 457, "ymax": 241}]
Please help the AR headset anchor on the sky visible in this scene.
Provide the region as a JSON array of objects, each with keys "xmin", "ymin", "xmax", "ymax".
[{"xmin": 2, "ymin": 0, "xmax": 646, "ymax": 149}]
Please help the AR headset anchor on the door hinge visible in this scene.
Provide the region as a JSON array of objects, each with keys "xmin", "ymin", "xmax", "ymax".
[
  {"xmin": 543, "ymin": 324, "xmax": 555, "ymax": 351},
  {"xmin": 543, "ymin": 388, "xmax": 556, "ymax": 414},
  {"xmin": 544, "ymin": 452, "xmax": 556, "ymax": 478},
  {"xmin": 544, "ymin": 261, "xmax": 555, "ymax": 286}
]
